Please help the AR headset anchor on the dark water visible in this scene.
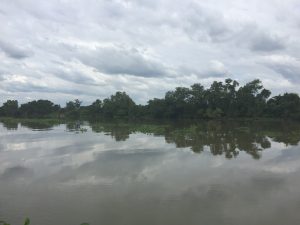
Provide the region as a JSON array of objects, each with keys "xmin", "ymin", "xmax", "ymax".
[{"xmin": 1, "ymin": 120, "xmax": 300, "ymax": 225}]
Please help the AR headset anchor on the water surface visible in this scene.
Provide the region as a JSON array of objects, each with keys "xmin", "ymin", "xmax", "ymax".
[{"xmin": 0, "ymin": 120, "xmax": 300, "ymax": 225}]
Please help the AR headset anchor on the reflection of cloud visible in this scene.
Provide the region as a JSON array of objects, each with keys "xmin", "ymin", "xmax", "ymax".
[
  {"xmin": 6, "ymin": 143, "xmax": 27, "ymax": 151},
  {"xmin": 62, "ymin": 176, "xmax": 115, "ymax": 186},
  {"xmin": 262, "ymin": 146, "xmax": 300, "ymax": 174},
  {"xmin": 1, "ymin": 166, "xmax": 34, "ymax": 181},
  {"xmin": 1, "ymin": 124, "xmax": 300, "ymax": 224},
  {"xmin": 49, "ymin": 148, "xmax": 169, "ymax": 186}
]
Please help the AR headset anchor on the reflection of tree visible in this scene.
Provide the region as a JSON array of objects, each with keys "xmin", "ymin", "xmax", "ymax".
[
  {"xmin": 2, "ymin": 118, "xmax": 300, "ymax": 159},
  {"xmin": 0, "ymin": 118, "xmax": 60, "ymax": 130},
  {"xmin": 265, "ymin": 122, "xmax": 300, "ymax": 146},
  {"xmin": 90, "ymin": 122, "xmax": 166, "ymax": 142},
  {"xmin": 166, "ymin": 122, "xmax": 262, "ymax": 159},
  {"xmin": 66, "ymin": 121, "xmax": 81, "ymax": 131},
  {"xmin": 66, "ymin": 121, "xmax": 88, "ymax": 133},
  {"xmin": 91, "ymin": 123, "xmax": 131, "ymax": 141},
  {"xmin": 88, "ymin": 120, "xmax": 300, "ymax": 159},
  {"xmin": 21, "ymin": 120, "xmax": 59, "ymax": 130},
  {"xmin": 108, "ymin": 126, "xmax": 130, "ymax": 141},
  {"xmin": 0, "ymin": 119, "xmax": 18, "ymax": 130},
  {"xmin": 164, "ymin": 121, "xmax": 300, "ymax": 159},
  {"xmin": 164, "ymin": 123, "xmax": 252, "ymax": 159}
]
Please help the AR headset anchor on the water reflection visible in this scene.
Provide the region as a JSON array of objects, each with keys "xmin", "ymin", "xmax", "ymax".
[
  {"xmin": 0, "ymin": 118, "xmax": 61, "ymax": 130},
  {"xmin": 1, "ymin": 120, "xmax": 300, "ymax": 225},
  {"xmin": 80, "ymin": 120, "xmax": 300, "ymax": 159},
  {"xmin": 2, "ymin": 119, "xmax": 299, "ymax": 159},
  {"xmin": 1, "ymin": 119, "xmax": 18, "ymax": 130},
  {"xmin": 1, "ymin": 166, "xmax": 34, "ymax": 181}
]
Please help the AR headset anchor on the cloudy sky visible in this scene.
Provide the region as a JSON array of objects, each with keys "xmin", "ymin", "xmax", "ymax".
[{"xmin": 0, "ymin": 0, "xmax": 300, "ymax": 105}]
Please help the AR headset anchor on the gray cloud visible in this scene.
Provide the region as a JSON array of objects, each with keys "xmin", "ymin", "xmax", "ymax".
[
  {"xmin": 0, "ymin": 73, "xmax": 101, "ymax": 97},
  {"xmin": 263, "ymin": 55, "xmax": 300, "ymax": 82},
  {"xmin": 0, "ymin": 0, "xmax": 299, "ymax": 104},
  {"xmin": 1, "ymin": 81, "xmax": 98, "ymax": 96},
  {"xmin": 250, "ymin": 32, "xmax": 285, "ymax": 52},
  {"xmin": 0, "ymin": 39, "xmax": 32, "ymax": 59},
  {"xmin": 77, "ymin": 46, "xmax": 169, "ymax": 77},
  {"xmin": 179, "ymin": 60, "xmax": 229, "ymax": 78},
  {"xmin": 48, "ymin": 64, "xmax": 101, "ymax": 86},
  {"xmin": 180, "ymin": 3, "xmax": 231, "ymax": 42}
]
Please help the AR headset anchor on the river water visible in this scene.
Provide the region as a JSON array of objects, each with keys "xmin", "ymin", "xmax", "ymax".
[{"xmin": 0, "ymin": 120, "xmax": 300, "ymax": 225}]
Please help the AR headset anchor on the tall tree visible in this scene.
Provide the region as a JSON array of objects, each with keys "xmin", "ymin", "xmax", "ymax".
[
  {"xmin": 0, "ymin": 100, "xmax": 19, "ymax": 117},
  {"xmin": 102, "ymin": 92, "xmax": 136, "ymax": 119}
]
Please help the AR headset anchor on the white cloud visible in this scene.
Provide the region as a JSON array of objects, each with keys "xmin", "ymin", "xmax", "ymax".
[{"xmin": 0, "ymin": 0, "xmax": 299, "ymax": 105}]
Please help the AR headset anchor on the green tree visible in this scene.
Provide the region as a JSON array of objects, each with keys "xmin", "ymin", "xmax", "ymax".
[
  {"xmin": 65, "ymin": 99, "xmax": 82, "ymax": 118},
  {"xmin": 236, "ymin": 79, "xmax": 270, "ymax": 117},
  {"xmin": 89, "ymin": 99, "xmax": 103, "ymax": 117},
  {"xmin": 146, "ymin": 98, "xmax": 167, "ymax": 119},
  {"xmin": 165, "ymin": 87, "xmax": 191, "ymax": 119},
  {"xmin": 267, "ymin": 93, "xmax": 300, "ymax": 119},
  {"xmin": 102, "ymin": 92, "xmax": 136, "ymax": 119},
  {"xmin": 19, "ymin": 100, "xmax": 60, "ymax": 118},
  {"xmin": 0, "ymin": 100, "xmax": 19, "ymax": 117},
  {"xmin": 189, "ymin": 83, "xmax": 206, "ymax": 118}
]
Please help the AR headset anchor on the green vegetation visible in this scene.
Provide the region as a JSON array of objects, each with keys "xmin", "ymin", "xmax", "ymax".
[
  {"xmin": 0, "ymin": 218, "xmax": 89, "ymax": 225},
  {"xmin": 0, "ymin": 218, "xmax": 30, "ymax": 225},
  {"xmin": 1, "ymin": 79, "xmax": 300, "ymax": 120}
]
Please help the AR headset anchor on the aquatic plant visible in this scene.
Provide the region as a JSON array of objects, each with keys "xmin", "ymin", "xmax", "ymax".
[
  {"xmin": 0, "ymin": 218, "xmax": 89, "ymax": 225},
  {"xmin": 0, "ymin": 218, "xmax": 30, "ymax": 225}
]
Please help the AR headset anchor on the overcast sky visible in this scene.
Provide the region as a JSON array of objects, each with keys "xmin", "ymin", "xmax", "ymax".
[{"xmin": 0, "ymin": 0, "xmax": 300, "ymax": 105}]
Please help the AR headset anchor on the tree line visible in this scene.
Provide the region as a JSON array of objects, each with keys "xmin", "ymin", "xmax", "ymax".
[{"xmin": 1, "ymin": 78, "xmax": 300, "ymax": 120}]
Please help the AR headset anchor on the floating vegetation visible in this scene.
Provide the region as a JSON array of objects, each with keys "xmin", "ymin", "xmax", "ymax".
[
  {"xmin": 0, "ymin": 218, "xmax": 89, "ymax": 225},
  {"xmin": 234, "ymin": 126, "xmax": 251, "ymax": 132},
  {"xmin": 0, "ymin": 218, "xmax": 30, "ymax": 225}
]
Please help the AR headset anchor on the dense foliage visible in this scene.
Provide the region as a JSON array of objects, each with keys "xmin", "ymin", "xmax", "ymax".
[{"xmin": 1, "ymin": 79, "xmax": 300, "ymax": 120}]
